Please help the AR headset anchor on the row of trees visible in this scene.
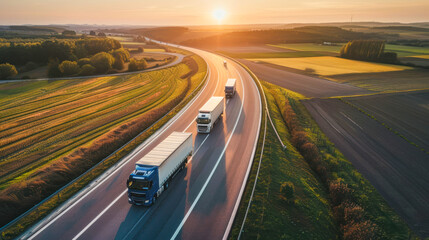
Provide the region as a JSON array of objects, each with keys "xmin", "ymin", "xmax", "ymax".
[
  {"xmin": 340, "ymin": 40, "xmax": 398, "ymax": 63},
  {"xmin": 0, "ymin": 38, "xmax": 121, "ymax": 66},
  {"xmin": 48, "ymin": 48, "xmax": 132, "ymax": 77}
]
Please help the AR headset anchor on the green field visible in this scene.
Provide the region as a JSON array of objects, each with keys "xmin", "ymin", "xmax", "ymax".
[
  {"xmin": 218, "ymin": 51, "xmax": 327, "ymax": 59},
  {"xmin": 248, "ymin": 56, "xmax": 410, "ymax": 76},
  {"xmin": 0, "ymin": 53, "xmax": 207, "ymax": 226},
  {"xmin": 230, "ymin": 81, "xmax": 412, "ymax": 239},
  {"xmin": 269, "ymin": 43, "xmax": 429, "ymax": 57},
  {"xmin": 268, "ymin": 43, "xmax": 343, "ymax": 53}
]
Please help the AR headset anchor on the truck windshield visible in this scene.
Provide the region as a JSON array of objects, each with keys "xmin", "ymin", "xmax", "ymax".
[
  {"xmin": 196, "ymin": 117, "xmax": 210, "ymax": 124},
  {"xmin": 225, "ymin": 87, "xmax": 234, "ymax": 92},
  {"xmin": 127, "ymin": 179, "xmax": 152, "ymax": 190}
]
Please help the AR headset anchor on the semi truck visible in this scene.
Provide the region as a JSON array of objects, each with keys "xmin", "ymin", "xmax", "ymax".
[
  {"xmin": 196, "ymin": 96, "xmax": 224, "ymax": 133},
  {"xmin": 127, "ymin": 131, "xmax": 193, "ymax": 206},
  {"xmin": 225, "ymin": 78, "xmax": 237, "ymax": 98}
]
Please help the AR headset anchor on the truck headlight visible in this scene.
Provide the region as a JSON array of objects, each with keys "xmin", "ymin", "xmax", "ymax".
[{"xmin": 145, "ymin": 200, "xmax": 149, "ymax": 203}]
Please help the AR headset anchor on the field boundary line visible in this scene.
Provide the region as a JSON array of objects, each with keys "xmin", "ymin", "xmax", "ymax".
[{"xmin": 2, "ymin": 47, "xmax": 209, "ymax": 240}]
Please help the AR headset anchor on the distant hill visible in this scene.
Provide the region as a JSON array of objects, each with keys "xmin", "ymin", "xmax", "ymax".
[
  {"xmin": 181, "ymin": 26, "xmax": 394, "ymax": 47},
  {"xmin": 373, "ymin": 26, "xmax": 429, "ymax": 32}
]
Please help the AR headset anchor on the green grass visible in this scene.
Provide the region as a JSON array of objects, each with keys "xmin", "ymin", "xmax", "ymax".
[
  {"xmin": 231, "ymin": 83, "xmax": 337, "ymax": 239},
  {"xmin": 248, "ymin": 56, "xmax": 410, "ymax": 76},
  {"xmin": 264, "ymin": 83, "xmax": 413, "ymax": 239},
  {"xmin": 269, "ymin": 43, "xmax": 429, "ymax": 57},
  {"xmin": 0, "ymin": 52, "xmax": 207, "ymax": 235},
  {"xmin": 217, "ymin": 51, "xmax": 327, "ymax": 59},
  {"xmin": 326, "ymin": 69, "xmax": 429, "ymax": 92},
  {"xmin": 268, "ymin": 43, "xmax": 343, "ymax": 53},
  {"xmin": 385, "ymin": 45, "xmax": 429, "ymax": 57}
]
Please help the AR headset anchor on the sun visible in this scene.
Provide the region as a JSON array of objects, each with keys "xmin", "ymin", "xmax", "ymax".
[{"xmin": 212, "ymin": 9, "xmax": 226, "ymax": 24}]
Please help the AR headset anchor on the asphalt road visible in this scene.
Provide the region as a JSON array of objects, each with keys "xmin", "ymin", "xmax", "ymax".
[
  {"xmin": 20, "ymin": 46, "xmax": 261, "ymax": 239},
  {"xmin": 238, "ymin": 59, "xmax": 370, "ymax": 98},
  {"xmin": 304, "ymin": 98, "xmax": 429, "ymax": 237}
]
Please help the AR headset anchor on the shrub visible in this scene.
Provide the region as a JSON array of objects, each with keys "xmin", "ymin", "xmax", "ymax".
[
  {"xmin": 90, "ymin": 52, "xmax": 114, "ymax": 73},
  {"xmin": 279, "ymin": 182, "xmax": 295, "ymax": 203},
  {"xmin": 291, "ymin": 131, "xmax": 309, "ymax": 149},
  {"xmin": 79, "ymin": 64, "xmax": 96, "ymax": 76},
  {"xmin": 77, "ymin": 58, "xmax": 91, "ymax": 67},
  {"xmin": 111, "ymin": 48, "xmax": 130, "ymax": 62},
  {"xmin": 62, "ymin": 30, "xmax": 76, "ymax": 36},
  {"xmin": 329, "ymin": 180, "xmax": 352, "ymax": 206},
  {"xmin": 343, "ymin": 220, "xmax": 378, "ymax": 240},
  {"xmin": 0, "ymin": 63, "xmax": 18, "ymax": 79},
  {"xmin": 137, "ymin": 47, "xmax": 144, "ymax": 53},
  {"xmin": 113, "ymin": 56, "xmax": 125, "ymax": 70},
  {"xmin": 47, "ymin": 59, "xmax": 61, "ymax": 78},
  {"xmin": 58, "ymin": 60, "xmax": 80, "ymax": 76},
  {"xmin": 128, "ymin": 58, "xmax": 147, "ymax": 71}
]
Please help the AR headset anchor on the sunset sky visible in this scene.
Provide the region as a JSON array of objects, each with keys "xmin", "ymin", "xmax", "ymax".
[{"xmin": 1, "ymin": 0, "xmax": 429, "ymax": 25}]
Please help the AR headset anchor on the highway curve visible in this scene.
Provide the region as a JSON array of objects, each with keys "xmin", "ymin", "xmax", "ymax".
[{"xmin": 20, "ymin": 45, "xmax": 262, "ymax": 240}]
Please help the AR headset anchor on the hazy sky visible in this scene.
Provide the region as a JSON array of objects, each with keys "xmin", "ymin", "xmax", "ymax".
[{"xmin": 1, "ymin": 0, "xmax": 428, "ymax": 25}]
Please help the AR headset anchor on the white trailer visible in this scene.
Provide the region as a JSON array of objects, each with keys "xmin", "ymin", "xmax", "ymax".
[
  {"xmin": 127, "ymin": 132, "xmax": 193, "ymax": 205},
  {"xmin": 225, "ymin": 78, "xmax": 236, "ymax": 98},
  {"xmin": 196, "ymin": 96, "xmax": 224, "ymax": 133}
]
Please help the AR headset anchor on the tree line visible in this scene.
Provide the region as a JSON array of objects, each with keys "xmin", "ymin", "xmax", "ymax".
[
  {"xmin": 340, "ymin": 40, "xmax": 398, "ymax": 63},
  {"xmin": 0, "ymin": 38, "xmax": 121, "ymax": 66}
]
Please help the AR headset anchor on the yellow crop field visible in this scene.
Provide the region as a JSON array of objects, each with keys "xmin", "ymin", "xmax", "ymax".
[
  {"xmin": 143, "ymin": 48, "xmax": 166, "ymax": 52},
  {"xmin": 248, "ymin": 56, "xmax": 410, "ymax": 76},
  {"xmin": 412, "ymin": 55, "xmax": 429, "ymax": 59}
]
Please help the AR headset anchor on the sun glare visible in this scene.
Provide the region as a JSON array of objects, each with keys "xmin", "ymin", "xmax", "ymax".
[{"xmin": 213, "ymin": 9, "xmax": 226, "ymax": 24}]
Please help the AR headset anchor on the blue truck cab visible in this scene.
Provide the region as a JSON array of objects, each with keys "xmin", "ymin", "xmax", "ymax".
[{"xmin": 127, "ymin": 165, "xmax": 160, "ymax": 206}]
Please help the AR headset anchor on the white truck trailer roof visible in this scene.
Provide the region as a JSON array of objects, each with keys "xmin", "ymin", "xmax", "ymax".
[
  {"xmin": 225, "ymin": 78, "xmax": 236, "ymax": 87},
  {"xmin": 199, "ymin": 96, "xmax": 224, "ymax": 113},
  {"xmin": 136, "ymin": 132, "xmax": 192, "ymax": 167}
]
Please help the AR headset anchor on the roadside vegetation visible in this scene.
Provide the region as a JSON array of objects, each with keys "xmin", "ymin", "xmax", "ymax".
[
  {"xmin": 0, "ymin": 49, "xmax": 206, "ymax": 231},
  {"xmin": 231, "ymin": 81, "xmax": 414, "ymax": 239}
]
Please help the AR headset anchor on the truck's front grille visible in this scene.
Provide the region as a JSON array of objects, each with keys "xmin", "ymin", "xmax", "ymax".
[
  {"xmin": 198, "ymin": 126, "xmax": 208, "ymax": 132},
  {"xmin": 130, "ymin": 192, "xmax": 146, "ymax": 198}
]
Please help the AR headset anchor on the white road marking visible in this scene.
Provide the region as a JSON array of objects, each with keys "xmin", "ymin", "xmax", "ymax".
[
  {"xmin": 72, "ymin": 190, "xmax": 128, "ymax": 240},
  {"xmin": 26, "ymin": 47, "xmax": 212, "ymax": 240},
  {"xmin": 170, "ymin": 66, "xmax": 245, "ymax": 240},
  {"xmin": 121, "ymin": 134, "xmax": 209, "ymax": 240},
  {"xmin": 341, "ymin": 112, "xmax": 363, "ymax": 129},
  {"xmin": 70, "ymin": 58, "xmax": 221, "ymax": 240}
]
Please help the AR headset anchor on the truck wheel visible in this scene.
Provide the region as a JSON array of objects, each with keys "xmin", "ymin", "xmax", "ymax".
[{"xmin": 164, "ymin": 181, "xmax": 169, "ymax": 190}]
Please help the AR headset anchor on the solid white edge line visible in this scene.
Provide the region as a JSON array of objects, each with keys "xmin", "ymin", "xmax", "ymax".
[
  {"xmin": 221, "ymin": 64, "xmax": 262, "ymax": 240},
  {"xmin": 69, "ymin": 53, "xmax": 222, "ymax": 240},
  {"xmin": 24, "ymin": 46, "xmax": 212, "ymax": 240},
  {"xmin": 170, "ymin": 63, "xmax": 246, "ymax": 240},
  {"xmin": 72, "ymin": 189, "xmax": 128, "ymax": 240}
]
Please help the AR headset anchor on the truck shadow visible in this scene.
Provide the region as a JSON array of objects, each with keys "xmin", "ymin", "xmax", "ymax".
[{"xmin": 114, "ymin": 128, "xmax": 228, "ymax": 240}]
